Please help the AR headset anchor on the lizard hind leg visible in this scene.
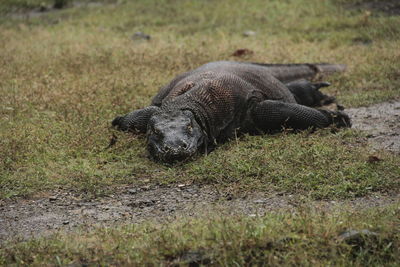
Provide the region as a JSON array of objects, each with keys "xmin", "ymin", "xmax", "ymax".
[
  {"xmin": 251, "ymin": 100, "xmax": 351, "ymax": 132},
  {"xmin": 286, "ymin": 80, "xmax": 336, "ymax": 107}
]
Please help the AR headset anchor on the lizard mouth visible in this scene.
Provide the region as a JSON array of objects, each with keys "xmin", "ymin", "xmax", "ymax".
[{"xmin": 147, "ymin": 141, "xmax": 198, "ymax": 164}]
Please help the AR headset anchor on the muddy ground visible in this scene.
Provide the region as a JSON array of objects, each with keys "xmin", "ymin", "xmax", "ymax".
[{"xmin": 0, "ymin": 101, "xmax": 399, "ymax": 244}]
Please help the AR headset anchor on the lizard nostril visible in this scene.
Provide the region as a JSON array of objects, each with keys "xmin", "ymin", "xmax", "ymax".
[{"xmin": 181, "ymin": 142, "xmax": 188, "ymax": 149}]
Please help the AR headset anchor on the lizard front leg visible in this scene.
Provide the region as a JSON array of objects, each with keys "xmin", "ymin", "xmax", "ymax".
[
  {"xmin": 251, "ymin": 100, "xmax": 351, "ymax": 132},
  {"xmin": 112, "ymin": 106, "xmax": 160, "ymax": 133}
]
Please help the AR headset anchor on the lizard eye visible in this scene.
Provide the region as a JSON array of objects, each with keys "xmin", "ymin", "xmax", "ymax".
[{"xmin": 152, "ymin": 126, "xmax": 160, "ymax": 135}]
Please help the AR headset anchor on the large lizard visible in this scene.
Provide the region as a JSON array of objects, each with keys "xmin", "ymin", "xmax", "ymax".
[{"xmin": 112, "ymin": 61, "xmax": 351, "ymax": 163}]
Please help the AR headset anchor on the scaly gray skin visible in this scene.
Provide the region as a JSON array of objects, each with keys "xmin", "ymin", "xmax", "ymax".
[{"xmin": 112, "ymin": 61, "xmax": 351, "ymax": 164}]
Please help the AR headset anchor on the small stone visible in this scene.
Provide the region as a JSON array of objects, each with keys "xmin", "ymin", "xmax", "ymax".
[
  {"xmin": 253, "ymin": 199, "xmax": 266, "ymax": 204},
  {"xmin": 49, "ymin": 196, "xmax": 57, "ymax": 201},
  {"xmin": 337, "ymin": 229, "xmax": 379, "ymax": 247},
  {"xmin": 70, "ymin": 208, "xmax": 83, "ymax": 215},
  {"xmin": 142, "ymin": 185, "xmax": 151, "ymax": 191},
  {"xmin": 178, "ymin": 184, "xmax": 186, "ymax": 188},
  {"xmin": 352, "ymin": 37, "xmax": 372, "ymax": 46},
  {"xmin": 243, "ymin": 30, "xmax": 256, "ymax": 37},
  {"xmin": 225, "ymin": 195, "xmax": 233, "ymax": 201},
  {"xmin": 62, "ymin": 221, "xmax": 69, "ymax": 225},
  {"xmin": 127, "ymin": 189, "xmax": 137, "ymax": 195},
  {"xmin": 39, "ymin": 4, "xmax": 48, "ymax": 12},
  {"xmin": 131, "ymin": 32, "xmax": 151, "ymax": 40},
  {"xmin": 53, "ymin": 0, "xmax": 69, "ymax": 9},
  {"xmin": 177, "ymin": 250, "xmax": 211, "ymax": 266}
]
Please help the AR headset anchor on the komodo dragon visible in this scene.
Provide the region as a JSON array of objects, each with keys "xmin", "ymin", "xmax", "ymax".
[{"xmin": 112, "ymin": 61, "xmax": 351, "ymax": 163}]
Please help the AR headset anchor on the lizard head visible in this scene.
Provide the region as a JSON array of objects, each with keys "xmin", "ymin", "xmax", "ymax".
[{"xmin": 146, "ymin": 110, "xmax": 204, "ymax": 164}]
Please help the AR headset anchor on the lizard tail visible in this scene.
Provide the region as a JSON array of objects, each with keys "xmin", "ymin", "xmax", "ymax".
[{"xmin": 251, "ymin": 62, "xmax": 346, "ymax": 83}]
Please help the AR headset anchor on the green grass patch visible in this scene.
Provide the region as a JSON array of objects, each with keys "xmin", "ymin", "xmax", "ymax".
[
  {"xmin": 185, "ymin": 131, "xmax": 400, "ymax": 199},
  {"xmin": 1, "ymin": 0, "xmax": 399, "ymax": 199},
  {"xmin": 1, "ymin": 204, "xmax": 399, "ymax": 265}
]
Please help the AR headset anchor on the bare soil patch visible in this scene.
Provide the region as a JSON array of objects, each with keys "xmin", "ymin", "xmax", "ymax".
[
  {"xmin": 347, "ymin": 101, "xmax": 400, "ymax": 154},
  {"xmin": 346, "ymin": 0, "xmax": 400, "ymax": 16},
  {"xmin": 1, "ymin": 184, "xmax": 398, "ymax": 244},
  {"xmin": 6, "ymin": 1, "xmax": 116, "ymax": 20},
  {"xmin": 1, "ymin": 100, "xmax": 399, "ymax": 244}
]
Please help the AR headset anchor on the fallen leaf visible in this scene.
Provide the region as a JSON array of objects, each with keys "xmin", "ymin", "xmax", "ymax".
[
  {"xmin": 367, "ymin": 155, "xmax": 382, "ymax": 163},
  {"xmin": 232, "ymin": 48, "xmax": 253, "ymax": 57}
]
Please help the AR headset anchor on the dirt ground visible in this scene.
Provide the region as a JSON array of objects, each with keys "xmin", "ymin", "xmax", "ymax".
[
  {"xmin": 1, "ymin": 185, "xmax": 399, "ymax": 244},
  {"xmin": 347, "ymin": 0, "xmax": 400, "ymax": 16},
  {"xmin": 347, "ymin": 101, "xmax": 400, "ymax": 154},
  {"xmin": 0, "ymin": 100, "xmax": 399, "ymax": 244}
]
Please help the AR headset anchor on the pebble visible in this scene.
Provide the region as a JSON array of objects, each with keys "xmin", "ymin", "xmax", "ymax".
[
  {"xmin": 127, "ymin": 189, "xmax": 137, "ymax": 195},
  {"xmin": 243, "ymin": 30, "xmax": 256, "ymax": 37},
  {"xmin": 337, "ymin": 229, "xmax": 379, "ymax": 247},
  {"xmin": 142, "ymin": 185, "xmax": 151, "ymax": 191},
  {"xmin": 131, "ymin": 32, "xmax": 151, "ymax": 40}
]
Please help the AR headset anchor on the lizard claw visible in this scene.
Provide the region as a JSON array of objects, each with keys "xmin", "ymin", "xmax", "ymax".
[
  {"xmin": 320, "ymin": 110, "xmax": 352, "ymax": 128},
  {"xmin": 112, "ymin": 115, "xmax": 129, "ymax": 131},
  {"xmin": 331, "ymin": 111, "xmax": 352, "ymax": 128},
  {"xmin": 313, "ymin": 81, "xmax": 331, "ymax": 90}
]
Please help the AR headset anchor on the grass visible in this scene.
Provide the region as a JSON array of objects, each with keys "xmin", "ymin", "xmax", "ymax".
[
  {"xmin": 1, "ymin": 204, "xmax": 399, "ymax": 265},
  {"xmin": 1, "ymin": 0, "xmax": 400, "ymax": 265},
  {"xmin": 0, "ymin": 0, "xmax": 399, "ymax": 220},
  {"xmin": 1, "ymin": 0, "xmax": 400, "ymax": 200}
]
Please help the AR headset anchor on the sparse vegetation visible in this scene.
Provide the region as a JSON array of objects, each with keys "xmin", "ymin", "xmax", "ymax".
[
  {"xmin": 0, "ymin": 0, "xmax": 399, "ymax": 264},
  {"xmin": 1, "ymin": 204, "xmax": 399, "ymax": 265}
]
